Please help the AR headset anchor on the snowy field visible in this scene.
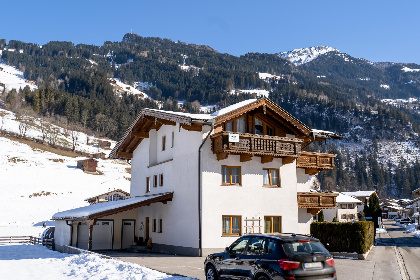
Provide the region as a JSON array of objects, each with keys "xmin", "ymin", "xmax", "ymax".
[
  {"xmin": 0, "ymin": 61, "xmax": 37, "ymax": 92},
  {"xmin": 0, "ymin": 244, "xmax": 193, "ymax": 280}
]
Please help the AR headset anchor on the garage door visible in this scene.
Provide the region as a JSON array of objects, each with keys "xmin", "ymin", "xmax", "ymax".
[
  {"xmin": 92, "ymin": 221, "xmax": 113, "ymax": 250},
  {"xmin": 77, "ymin": 224, "xmax": 89, "ymax": 250},
  {"xmin": 122, "ymin": 220, "xmax": 135, "ymax": 249}
]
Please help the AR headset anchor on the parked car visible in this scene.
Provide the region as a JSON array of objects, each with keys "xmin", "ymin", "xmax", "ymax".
[
  {"xmin": 399, "ymin": 218, "xmax": 412, "ymax": 224},
  {"xmin": 204, "ymin": 233, "xmax": 336, "ymax": 280}
]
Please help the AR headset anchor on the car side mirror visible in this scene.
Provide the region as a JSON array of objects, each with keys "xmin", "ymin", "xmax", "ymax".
[{"xmin": 224, "ymin": 247, "xmax": 230, "ymax": 254}]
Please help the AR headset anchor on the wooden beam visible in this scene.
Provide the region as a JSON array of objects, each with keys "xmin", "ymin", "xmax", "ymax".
[
  {"xmin": 305, "ymin": 168, "xmax": 319, "ymax": 175},
  {"xmin": 159, "ymin": 119, "xmax": 176, "ymax": 126},
  {"xmin": 261, "ymin": 155, "xmax": 273, "ymax": 164},
  {"xmin": 240, "ymin": 154, "xmax": 253, "ymax": 162},
  {"xmin": 132, "ymin": 131, "xmax": 149, "ymax": 138},
  {"xmin": 117, "ymin": 152, "xmax": 133, "ymax": 159},
  {"xmin": 307, "ymin": 208, "xmax": 322, "ymax": 215},
  {"xmin": 282, "ymin": 157, "xmax": 295, "ymax": 165},
  {"xmin": 180, "ymin": 123, "xmax": 203, "ymax": 132},
  {"xmin": 217, "ymin": 152, "xmax": 228, "ymax": 161}
]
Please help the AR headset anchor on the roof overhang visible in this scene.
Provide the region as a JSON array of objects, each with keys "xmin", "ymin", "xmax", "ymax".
[{"xmin": 52, "ymin": 192, "xmax": 173, "ymax": 221}]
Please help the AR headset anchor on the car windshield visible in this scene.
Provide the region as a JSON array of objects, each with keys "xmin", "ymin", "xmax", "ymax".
[{"xmin": 282, "ymin": 241, "xmax": 329, "ymax": 256}]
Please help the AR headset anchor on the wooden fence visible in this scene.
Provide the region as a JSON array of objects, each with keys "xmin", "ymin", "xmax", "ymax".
[{"xmin": 0, "ymin": 236, "xmax": 54, "ymax": 250}]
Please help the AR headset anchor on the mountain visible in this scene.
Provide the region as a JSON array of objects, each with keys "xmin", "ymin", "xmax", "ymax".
[
  {"xmin": 0, "ymin": 33, "xmax": 419, "ymax": 198},
  {"xmin": 277, "ymin": 46, "xmax": 340, "ymax": 66}
]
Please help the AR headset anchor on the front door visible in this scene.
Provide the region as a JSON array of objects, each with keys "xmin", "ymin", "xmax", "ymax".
[{"xmin": 145, "ymin": 217, "xmax": 150, "ymax": 240}]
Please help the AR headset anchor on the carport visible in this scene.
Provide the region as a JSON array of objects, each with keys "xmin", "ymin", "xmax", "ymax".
[{"xmin": 52, "ymin": 192, "xmax": 173, "ymax": 251}]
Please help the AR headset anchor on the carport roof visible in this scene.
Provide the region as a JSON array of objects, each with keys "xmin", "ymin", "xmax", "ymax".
[{"xmin": 52, "ymin": 192, "xmax": 173, "ymax": 221}]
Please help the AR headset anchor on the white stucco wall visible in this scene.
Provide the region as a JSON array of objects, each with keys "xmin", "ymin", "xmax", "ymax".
[
  {"xmin": 131, "ymin": 123, "xmax": 204, "ymax": 250},
  {"xmin": 54, "ymin": 220, "xmax": 72, "ymax": 252},
  {"xmin": 201, "ymin": 141, "xmax": 304, "ymax": 250}
]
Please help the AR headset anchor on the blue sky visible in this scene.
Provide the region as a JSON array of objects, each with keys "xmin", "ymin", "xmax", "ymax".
[{"xmin": 2, "ymin": 0, "xmax": 420, "ymax": 64}]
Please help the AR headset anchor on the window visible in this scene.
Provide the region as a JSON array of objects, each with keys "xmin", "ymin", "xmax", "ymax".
[
  {"xmin": 236, "ymin": 117, "xmax": 246, "ymax": 133},
  {"xmin": 247, "ymin": 237, "xmax": 266, "ymax": 255},
  {"xmin": 340, "ymin": 204, "xmax": 347, "ymax": 209},
  {"xmin": 159, "ymin": 174, "xmax": 163, "ymax": 186},
  {"xmin": 153, "ymin": 219, "xmax": 156, "ymax": 232},
  {"xmin": 266, "ymin": 125, "xmax": 274, "ymax": 136},
  {"xmin": 162, "ymin": 135, "xmax": 166, "ymax": 151},
  {"xmin": 146, "ymin": 177, "xmax": 151, "ymax": 193},
  {"xmin": 222, "ymin": 215, "xmax": 241, "ymax": 236},
  {"xmin": 263, "ymin": 168, "xmax": 279, "ymax": 187},
  {"xmin": 229, "ymin": 237, "xmax": 249, "ymax": 254},
  {"xmin": 348, "ymin": 204, "xmax": 354, "ymax": 209},
  {"xmin": 159, "ymin": 219, "xmax": 163, "ymax": 233},
  {"xmin": 153, "ymin": 175, "xmax": 158, "ymax": 188},
  {"xmin": 255, "ymin": 118, "xmax": 264, "ymax": 135},
  {"xmin": 264, "ymin": 216, "xmax": 281, "ymax": 233},
  {"xmin": 226, "ymin": 121, "xmax": 233, "ymax": 132},
  {"xmin": 171, "ymin": 131, "xmax": 174, "ymax": 148},
  {"xmin": 349, "ymin": 214, "xmax": 354, "ymax": 219},
  {"xmin": 342, "ymin": 214, "xmax": 347, "ymax": 219},
  {"xmin": 222, "ymin": 166, "xmax": 241, "ymax": 185}
]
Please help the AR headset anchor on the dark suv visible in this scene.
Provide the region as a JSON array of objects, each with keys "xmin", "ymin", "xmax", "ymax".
[{"xmin": 204, "ymin": 233, "xmax": 336, "ymax": 280}]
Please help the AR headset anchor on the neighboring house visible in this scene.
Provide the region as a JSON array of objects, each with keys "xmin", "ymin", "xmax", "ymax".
[
  {"xmin": 52, "ymin": 98, "xmax": 341, "ymax": 256},
  {"xmin": 341, "ymin": 190, "xmax": 378, "ymax": 213},
  {"xmin": 77, "ymin": 158, "xmax": 98, "ymax": 172},
  {"xmin": 380, "ymin": 199, "xmax": 403, "ymax": 219},
  {"xmin": 85, "ymin": 189, "xmax": 130, "ymax": 205},
  {"xmin": 323, "ymin": 193, "xmax": 363, "ymax": 222},
  {"xmin": 98, "ymin": 140, "xmax": 112, "ymax": 150}
]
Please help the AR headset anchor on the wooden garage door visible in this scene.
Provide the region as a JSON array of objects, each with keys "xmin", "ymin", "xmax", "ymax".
[
  {"xmin": 92, "ymin": 220, "xmax": 113, "ymax": 250},
  {"xmin": 121, "ymin": 220, "xmax": 135, "ymax": 249},
  {"xmin": 77, "ymin": 224, "xmax": 89, "ymax": 250}
]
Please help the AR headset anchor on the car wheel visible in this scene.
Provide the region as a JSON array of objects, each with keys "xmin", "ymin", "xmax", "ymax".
[
  {"xmin": 256, "ymin": 274, "xmax": 269, "ymax": 280},
  {"xmin": 206, "ymin": 265, "xmax": 218, "ymax": 280}
]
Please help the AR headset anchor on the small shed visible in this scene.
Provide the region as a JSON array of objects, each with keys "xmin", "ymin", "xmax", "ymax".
[{"xmin": 77, "ymin": 158, "xmax": 98, "ymax": 172}]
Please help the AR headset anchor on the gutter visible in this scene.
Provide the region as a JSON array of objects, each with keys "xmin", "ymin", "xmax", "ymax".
[
  {"xmin": 198, "ymin": 119, "xmax": 214, "ymax": 257},
  {"xmin": 66, "ymin": 220, "xmax": 73, "ymax": 246}
]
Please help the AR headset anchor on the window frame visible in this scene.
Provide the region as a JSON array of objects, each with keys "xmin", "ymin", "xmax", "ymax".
[
  {"xmin": 162, "ymin": 135, "xmax": 166, "ymax": 151},
  {"xmin": 146, "ymin": 177, "xmax": 151, "ymax": 193},
  {"xmin": 262, "ymin": 168, "xmax": 280, "ymax": 187},
  {"xmin": 153, "ymin": 219, "xmax": 156, "ymax": 232},
  {"xmin": 158, "ymin": 219, "xmax": 163, "ymax": 233},
  {"xmin": 153, "ymin": 175, "xmax": 158, "ymax": 188},
  {"xmin": 171, "ymin": 131, "xmax": 174, "ymax": 148},
  {"xmin": 264, "ymin": 216, "xmax": 282, "ymax": 233},
  {"xmin": 222, "ymin": 215, "xmax": 242, "ymax": 236},
  {"xmin": 221, "ymin": 165, "xmax": 241, "ymax": 186},
  {"xmin": 159, "ymin": 173, "xmax": 163, "ymax": 186}
]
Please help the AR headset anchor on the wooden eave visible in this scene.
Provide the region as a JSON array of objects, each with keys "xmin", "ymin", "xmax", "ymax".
[
  {"xmin": 213, "ymin": 97, "xmax": 312, "ymax": 137},
  {"xmin": 90, "ymin": 192, "xmax": 174, "ymax": 220}
]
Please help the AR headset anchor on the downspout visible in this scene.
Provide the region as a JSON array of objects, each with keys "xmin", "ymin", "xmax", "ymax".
[
  {"xmin": 66, "ymin": 220, "xmax": 73, "ymax": 247},
  {"xmin": 198, "ymin": 119, "xmax": 214, "ymax": 257}
]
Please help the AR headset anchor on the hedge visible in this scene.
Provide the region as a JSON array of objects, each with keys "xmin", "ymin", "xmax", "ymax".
[{"xmin": 310, "ymin": 221, "xmax": 374, "ymax": 254}]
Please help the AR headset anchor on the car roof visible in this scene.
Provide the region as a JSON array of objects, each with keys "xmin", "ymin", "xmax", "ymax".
[{"xmin": 240, "ymin": 233, "xmax": 319, "ymax": 242}]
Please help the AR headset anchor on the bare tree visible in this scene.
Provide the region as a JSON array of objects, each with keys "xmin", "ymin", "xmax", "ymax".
[
  {"xmin": 70, "ymin": 124, "xmax": 80, "ymax": 152},
  {"xmin": 39, "ymin": 120, "xmax": 50, "ymax": 144},
  {"xmin": 48, "ymin": 126, "xmax": 60, "ymax": 147},
  {"xmin": 18, "ymin": 122, "xmax": 28, "ymax": 138}
]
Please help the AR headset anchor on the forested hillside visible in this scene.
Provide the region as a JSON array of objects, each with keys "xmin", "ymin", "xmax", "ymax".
[{"xmin": 1, "ymin": 33, "xmax": 419, "ymax": 198}]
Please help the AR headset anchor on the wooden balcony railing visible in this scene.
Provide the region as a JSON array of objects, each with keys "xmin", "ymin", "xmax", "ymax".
[
  {"xmin": 296, "ymin": 151, "xmax": 336, "ymax": 174},
  {"xmin": 297, "ymin": 192, "xmax": 338, "ymax": 214},
  {"xmin": 211, "ymin": 132, "xmax": 303, "ymax": 160}
]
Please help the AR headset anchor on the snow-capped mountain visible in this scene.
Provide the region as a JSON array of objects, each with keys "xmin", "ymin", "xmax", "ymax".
[{"xmin": 277, "ymin": 46, "xmax": 340, "ymax": 66}]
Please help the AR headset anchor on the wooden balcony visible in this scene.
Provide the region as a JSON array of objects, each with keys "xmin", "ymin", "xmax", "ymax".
[
  {"xmin": 297, "ymin": 192, "xmax": 338, "ymax": 215},
  {"xmin": 296, "ymin": 151, "xmax": 336, "ymax": 175},
  {"xmin": 211, "ymin": 131, "xmax": 303, "ymax": 162}
]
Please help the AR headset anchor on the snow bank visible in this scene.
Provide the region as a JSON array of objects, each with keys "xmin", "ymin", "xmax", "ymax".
[{"xmin": 0, "ymin": 244, "xmax": 193, "ymax": 279}]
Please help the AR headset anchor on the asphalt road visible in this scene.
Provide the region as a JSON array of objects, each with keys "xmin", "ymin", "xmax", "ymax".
[
  {"xmin": 382, "ymin": 220, "xmax": 420, "ymax": 280},
  {"xmin": 101, "ymin": 220, "xmax": 420, "ymax": 280}
]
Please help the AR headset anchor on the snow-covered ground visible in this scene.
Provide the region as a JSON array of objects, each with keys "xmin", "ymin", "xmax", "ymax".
[
  {"xmin": 0, "ymin": 244, "xmax": 193, "ymax": 280},
  {"xmin": 398, "ymin": 222, "xmax": 420, "ymax": 238},
  {"xmin": 0, "ymin": 61, "xmax": 37, "ymax": 92}
]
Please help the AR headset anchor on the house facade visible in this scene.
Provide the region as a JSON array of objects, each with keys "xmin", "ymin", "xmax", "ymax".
[
  {"xmin": 85, "ymin": 189, "xmax": 130, "ymax": 205},
  {"xmin": 53, "ymin": 98, "xmax": 340, "ymax": 256},
  {"xmin": 323, "ymin": 193, "xmax": 362, "ymax": 222}
]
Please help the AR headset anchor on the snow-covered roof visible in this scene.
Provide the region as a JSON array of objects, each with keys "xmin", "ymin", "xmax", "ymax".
[
  {"xmin": 146, "ymin": 108, "xmax": 212, "ymax": 122},
  {"xmin": 53, "ymin": 192, "xmax": 173, "ymax": 220},
  {"xmin": 336, "ymin": 193, "xmax": 363, "ymax": 204},
  {"xmin": 311, "ymin": 129, "xmax": 342, "ymax": 139},
  {"xmin": 342, "ymin": 191, "xmax": 376, "ymax": 198},
  {"xmin": 210, "ymin": 99, "xmax": 257, "ymax": 117}
]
